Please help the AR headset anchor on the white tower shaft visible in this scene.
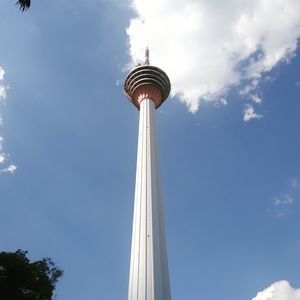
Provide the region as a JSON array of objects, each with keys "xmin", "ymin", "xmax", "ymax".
[{"xmin": 128, "ymin": 99, "xmax": 171, "ymax": 300}]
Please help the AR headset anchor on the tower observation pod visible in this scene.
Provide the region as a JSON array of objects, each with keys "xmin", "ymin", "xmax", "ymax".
[{"xmin": 124, "ymin": 48, "xmax": 171, "ymax": 300}]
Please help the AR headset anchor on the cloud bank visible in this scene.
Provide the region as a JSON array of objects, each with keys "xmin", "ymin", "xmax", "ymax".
[
  {"xmin": 126, "ymin": 0, "xmax": 300, "ymax": 115},
  {"xmin": 252, "ymin": 280, "xmax": 300, "ymax": 300}
]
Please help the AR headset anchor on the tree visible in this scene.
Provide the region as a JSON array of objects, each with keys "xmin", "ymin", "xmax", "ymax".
[
  {"xmin": 15, "ymin": 0, "xmax": 31, "ymax": 12},
  {"xmin": 0, "ymin": 249, "xmax": 63, "ymax": 300}
]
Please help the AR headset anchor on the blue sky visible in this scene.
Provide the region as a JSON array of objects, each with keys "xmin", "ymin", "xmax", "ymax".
[{"xmin": 0, "ymin": 0, "xmax": 300, "ymax": 299}]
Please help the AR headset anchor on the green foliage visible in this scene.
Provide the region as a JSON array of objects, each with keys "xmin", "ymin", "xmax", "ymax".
[{"xmin": 0, "ymin": 249, "xmax": 63, "ymax": 300}]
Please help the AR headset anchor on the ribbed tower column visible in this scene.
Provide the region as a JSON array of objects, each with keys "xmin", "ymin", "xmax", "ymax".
[
  {"xmin": 124, "ymin": 49, "xmax": 171, "ymax": 300},
  {"xmin": 128, "ymin": 98, "xmax": 171, "ymax": 300}
]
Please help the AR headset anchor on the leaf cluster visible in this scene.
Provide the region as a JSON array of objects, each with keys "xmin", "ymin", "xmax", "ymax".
[
  {"xmin": 15, "ymin": 0, "xmax": 31, "ymax": 12},
  {"xmin": 0, "ymin": 249, "xmax": 63, "ymax": 300}
]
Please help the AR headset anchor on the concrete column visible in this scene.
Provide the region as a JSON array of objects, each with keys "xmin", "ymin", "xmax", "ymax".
[{"xmin": 128, "ymin": 99, "xmax": 171, "ymax": 300}]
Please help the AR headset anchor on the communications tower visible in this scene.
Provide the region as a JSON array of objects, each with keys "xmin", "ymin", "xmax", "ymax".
[{"xmin": 124, "ymin": 48, "xmax": 171, "ymax": 300}]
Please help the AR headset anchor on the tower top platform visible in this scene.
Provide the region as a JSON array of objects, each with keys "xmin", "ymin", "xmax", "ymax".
[{"xmin": 124, "ymin": 50, "xmax": 171, "ymax": 109}]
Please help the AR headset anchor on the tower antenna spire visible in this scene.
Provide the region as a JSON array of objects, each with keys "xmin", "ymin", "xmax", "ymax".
[{"xmin": 145, "ymin": 46, "xmax": 150, "ymax": 65}]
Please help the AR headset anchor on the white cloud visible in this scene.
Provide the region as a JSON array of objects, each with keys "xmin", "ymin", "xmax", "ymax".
[
  {"xmin": 239, "ymin": 79, "xmax": 260, "ymax": 96},
  {"xmin": 295, "ymin": 82, "xmax": 300, "ymax": 86},
  {"xmin": 243, "ymin": 104, "xmax": 263, "ymax": 122},
  {"xmin": 239, "ymin": 80, "xmax": 263, "ymax": 104},
  {"xmin": 1, "ymin": 164, "xmax": 17, "ymax": 174},
  {"xmin": 0, "ymin": 67, "xmax": 7, "ymax": 102},
  {"xmin": 291, "ymin": 178, "xmax": 300, "ymax": 189},
  {"xmin": 0, "ymin": 153, "xmax": 6, "ymax": 164},
  {"xmin": 218, "ymin": 98, "xmax": 228, "ymax": 106},
  {"xmin": 273, "ymin": 194, "xmax": 294, "ymax": 206},
  {"xmin": 252, "ymin": 280, "xmax": 300, "ymax": 300},
  {"xmin": 0, "ymin": 69, "xmax": 14, "ymax": 173},
  {"xmin": 250, "ymin": 94, "xmax": 262, "ymax": 104},
  {"xmin": 0, "ymin": 86, "xmax": 6, "ymax": 102},
  {"xmin": 213, "ymin": 97, "xmax": 228, "ymax": 108},
  {"xmin": 269, "ymin": 177, "xmax": 298, "ymax": 217},
  {"xmin": 0, "ymin": 136, "xmax": 5, "ymax": 163},
  {"xmin": 0, "ymin": 68, "xmax": 4, "ymax": 81},
  {"xmin": 126, "ymin": 0, "xmax": 300, "ymax": 113}
]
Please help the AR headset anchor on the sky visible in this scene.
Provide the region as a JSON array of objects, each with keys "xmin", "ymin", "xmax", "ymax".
[{"xmin": 0, "ymin": 0, "xmax": 300, "ymax": 299}]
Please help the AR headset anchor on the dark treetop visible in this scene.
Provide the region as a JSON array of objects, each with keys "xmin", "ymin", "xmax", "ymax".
[
  {"xmin": 15, "ymin": 0, "xmax": 31, "ymax": 11},
  {"xmin": 0, "ymin": 249, "xmax": 63, "ymax": 300}
]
